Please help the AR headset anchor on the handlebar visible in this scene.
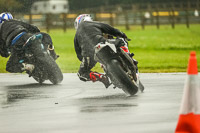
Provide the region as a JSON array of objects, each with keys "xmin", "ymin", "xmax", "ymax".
[{"xmin": 104, "ymin": 34, "xmax": 131, "ymax": 41}]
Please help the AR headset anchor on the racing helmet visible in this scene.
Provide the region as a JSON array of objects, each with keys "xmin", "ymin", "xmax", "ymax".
[
  {"xmin": 0, "ymin": 12, "xmax": 13, "ymax": 23},
  {"xmin": 74, "ymin": 14, "xmax": 93, "ymax": 30}
]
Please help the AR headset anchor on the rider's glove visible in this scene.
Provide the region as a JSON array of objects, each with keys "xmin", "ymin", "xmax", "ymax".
[
  {"xmin": 22, "ymin": 63, "xmax": 35, "ymax": 73},
  {"xmin": 121, "ymin": 32, "xmax": 127, "ymax": 39},
  {"xmin": 114, "ymin": 38, "xmax": 125, "ymax": 48}
]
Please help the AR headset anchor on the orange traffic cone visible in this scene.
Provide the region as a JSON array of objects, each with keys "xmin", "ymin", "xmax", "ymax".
[{"xmin": 175, "ymin": 51, "xmax": 200, "ymax": 133}]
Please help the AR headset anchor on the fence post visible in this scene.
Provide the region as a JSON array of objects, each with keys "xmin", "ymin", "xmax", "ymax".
[
  {"xmin": 109, "ymin": 12, "xmax": 114, "ymax": 26},
  {"xmin": 185, "ymin": 10, "xmax": 190, "ymax": 28},
  {"xmin": 170, "ymin": 2, "xmax": 175, "ymax": 29},
  {"xmin": 46, "ymin": 13, "xmax": 51, "ymax": 33},
  {"xmin": 29, "ymin": 13, "xmax": 32, "ymax": 24},
  {"xmin": 124, "ymin": 11, "xmax": 130, "ymax": 30},
  {"xmin": 198, "ymin": 0, "xmax": 200, "ymax": 24},
  {"xmin": 185, "ymin": 0, "xmax": 190, "ymax": 28},
  {"xmin": 62, "ymin": 13, "xmax": 67, "ymax": 32},
  {"xmin": 141, "ymin": 12, "xmax": 145, "ymax": 30},
  {"xmin": 172, "ymin": 10, "xmax": 175, "ymax": 29},
  {"xmin": 94, "ymin": 12, "xmax": 98, "ymax": 21},
  {"xmin": 147, "ymin": 3, "xmax": 153, "ymax": 25},
  {"xmin": 155, "ymin": 9, "xmax": 160, "ymax": 29}
]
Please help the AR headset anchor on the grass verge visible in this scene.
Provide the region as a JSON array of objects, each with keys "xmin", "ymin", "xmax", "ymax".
[{"xmin": 0, "ymin": 24, "xmax": 200, "ymax": 73}]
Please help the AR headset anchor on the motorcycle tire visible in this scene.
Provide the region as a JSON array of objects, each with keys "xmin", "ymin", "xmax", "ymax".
[
  {"xmin": 37, "ymin": 54, "xmax": 63, "ymax": 84},
  {"xmin": 33, "ymin": 76, "xmax": 45, "ymax": 84},
  {"xmin": 29, "ymin": 36, "xmax": 63, "ymax": 84},
  {"xmin": 107, "ymin": 59, "xmax": 138, "ymax": 96}
]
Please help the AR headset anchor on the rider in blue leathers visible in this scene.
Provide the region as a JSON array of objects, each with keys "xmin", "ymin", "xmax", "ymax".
[{"xmin": 0, "ymin": 12, "xmax": 58, "ymax": 73}]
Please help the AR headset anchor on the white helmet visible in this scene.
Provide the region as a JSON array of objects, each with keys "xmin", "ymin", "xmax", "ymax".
[
  {"xmin": 74, "ymin": 14, "xmax": 93, "ymax": 30},
  {"xmin": 0, "ymin": 12, "xmax": 13, "ymax": 23}
]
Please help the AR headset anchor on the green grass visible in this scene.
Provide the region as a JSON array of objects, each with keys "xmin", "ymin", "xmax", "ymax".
[{"xmin": 0, "ymin": 24, "xmax": 200, "ymax": 73}]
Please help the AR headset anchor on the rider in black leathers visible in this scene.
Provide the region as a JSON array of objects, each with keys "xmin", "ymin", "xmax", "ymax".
[
  {"xmin": 74, "ymin": 14, "xmax": 127, "ymax": 88},
  {"xmin": 0, "ymin": 12, "xmax": 58, "ymax": 73}
]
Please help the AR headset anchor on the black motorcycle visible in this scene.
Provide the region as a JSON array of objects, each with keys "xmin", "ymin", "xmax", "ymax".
[
  {"xmin": 19, "ymin": 34, "xmax": 63, "ymax": 84},
  {"xmin": 94, "ymin": 37, "xmax": 144, "ymax": 96}
]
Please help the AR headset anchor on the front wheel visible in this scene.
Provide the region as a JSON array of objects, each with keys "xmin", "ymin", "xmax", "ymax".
[
  {"xmin": 106, "ymin": 59, "xmax": 138, "ymax": 96},
  {"xmin": 36, "ymin": 53, "xmax": 63, "ymax": 84},
  {"xmin": 33, "ymin": 76, "xmax": 45, "ymax": 84},
  {"xmin": 45, "ymin": 55, "xmax": 63, "ymax": 84},
  {"xmin": 29, "ymin": 35, "xmax": 63, "ymax": 84}
]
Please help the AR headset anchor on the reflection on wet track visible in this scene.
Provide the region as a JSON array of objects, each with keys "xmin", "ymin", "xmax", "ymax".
[{"xmin": 0, "ymin": 73, "xmax": 188, "ymax": 133}]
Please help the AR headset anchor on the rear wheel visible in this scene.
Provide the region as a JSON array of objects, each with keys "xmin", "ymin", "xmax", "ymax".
[{"xmin": 107, "ymin": 59, "xmax": 138, "ymax": 96}]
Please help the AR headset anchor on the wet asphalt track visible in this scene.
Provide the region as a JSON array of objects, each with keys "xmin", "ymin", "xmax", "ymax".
[{"xmin": 0, "ymin": 73, "xmax": 189, "ymax": 133}]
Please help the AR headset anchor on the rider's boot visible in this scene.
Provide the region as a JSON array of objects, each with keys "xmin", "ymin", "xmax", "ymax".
[
  {"xmin": 22, "ymin": 63, "xmax": 35, "ymax": 73},
  {"xmin": 89, "ymin": 72, "xmax": 111, "ymax": 88}
]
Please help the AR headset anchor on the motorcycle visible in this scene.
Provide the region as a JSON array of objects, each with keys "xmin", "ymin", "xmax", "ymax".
[
  {"xmin": 19, "ymin": 34, "xmax": 63, "ymax": 84},
  {"xmin": 94, "ymin": 36, "xmax": 144, "ymax": 96}
]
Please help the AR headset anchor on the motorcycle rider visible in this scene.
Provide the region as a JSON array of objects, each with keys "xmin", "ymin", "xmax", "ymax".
[
  {"xmin": 74, "ymin": 14, "xmax": 128, "ymax": 88},
  {"xmin": 0, "ymin": 12, "xmax": 58, "ymax": 73}
]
